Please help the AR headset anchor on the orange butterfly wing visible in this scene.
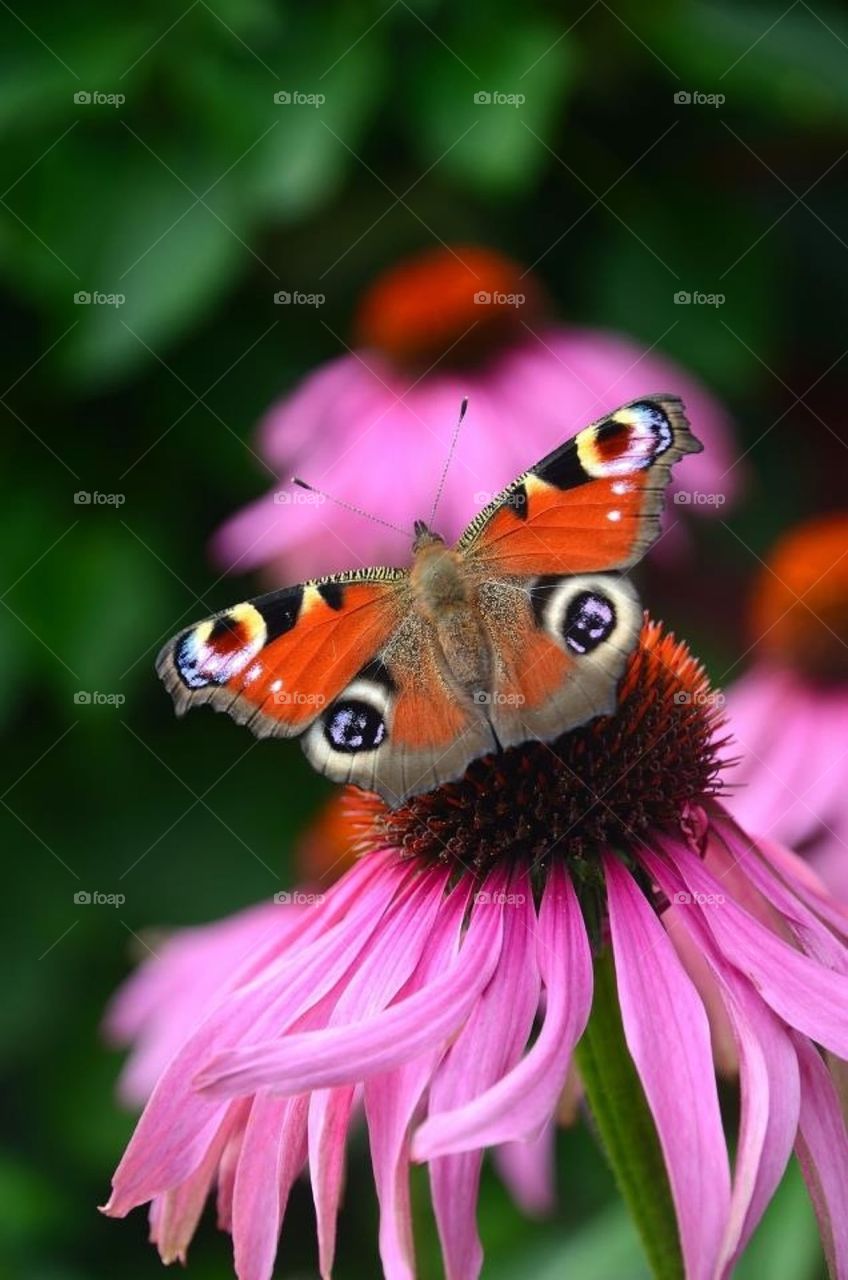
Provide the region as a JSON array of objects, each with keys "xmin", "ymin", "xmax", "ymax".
[
  {"xmin": 458, "ymin": 395, "xmax": 701, "ymax": 575},
  {"xmin": 157, "ymin": 574, "xmax": 405, "ymax": 737}
]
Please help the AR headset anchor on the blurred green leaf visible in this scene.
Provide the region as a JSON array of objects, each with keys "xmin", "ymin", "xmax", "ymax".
[{"xmin": 410, "ymin": 14, "xmax": 575, "ymax": 194}]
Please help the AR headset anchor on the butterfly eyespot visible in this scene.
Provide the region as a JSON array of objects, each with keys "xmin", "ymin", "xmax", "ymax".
[
  {"xmin": 577, "ymin": 401, "xmax": 673, "ymax": 479},
  {"xmin": 174, "ymin": 603, "xmax": 267, "ymax": 689},
  {"xmin": 561, "ymin": 591, "xmax": 616, "ymax": 654},
  {"xmin": 323, "ymin": 699, "xmax": 387, "ymax": 754}
]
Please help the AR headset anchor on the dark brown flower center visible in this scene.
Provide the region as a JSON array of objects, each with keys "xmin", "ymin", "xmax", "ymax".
[{"xmin": 343, "ymin": 619, "xmax": 726, "ymax": 879}]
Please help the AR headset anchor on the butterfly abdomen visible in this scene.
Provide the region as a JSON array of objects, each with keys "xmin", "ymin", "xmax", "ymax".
[{"xmin": 411, "ymin": 542, "xmax": 491, "ymax": 694}]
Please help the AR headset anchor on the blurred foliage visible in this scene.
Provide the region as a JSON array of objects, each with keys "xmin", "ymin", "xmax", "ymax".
[{"xmin": 1, "ymin": 0, "xmax": 845, "ymax": 1275}]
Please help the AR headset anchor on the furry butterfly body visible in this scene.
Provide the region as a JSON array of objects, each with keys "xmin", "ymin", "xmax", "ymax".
[{"xmin": 158, "ymin": 396, "xmax": 701, "ymax": 806}]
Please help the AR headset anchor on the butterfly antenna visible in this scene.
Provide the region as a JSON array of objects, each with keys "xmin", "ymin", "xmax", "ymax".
[
  {"xmin": 290, "ymin": 478, "xmax": 408, "ymax": 537},
  {"xmin": 429, "ymin": 396, "xmax": 469, "ymax": 527}
]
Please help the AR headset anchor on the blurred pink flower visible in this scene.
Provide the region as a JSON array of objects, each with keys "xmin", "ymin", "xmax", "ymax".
[
  {"xmin": 213, "ymin": 246, "xmax": 740, "ymax": 581},
  {"xmin": 724, "ymin": 514, "xmax": 848, "ymax": 899},
  {"xmin": 103, "ymin": 622, "xmax": 848, "ymax": 1280}
]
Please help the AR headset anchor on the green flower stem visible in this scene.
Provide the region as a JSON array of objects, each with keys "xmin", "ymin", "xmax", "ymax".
[{"xmin": 575, "ymin": 946, "xmax": 684, "ymax": 1280}]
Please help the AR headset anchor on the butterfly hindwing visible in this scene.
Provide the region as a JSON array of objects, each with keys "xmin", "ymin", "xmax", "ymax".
[
  {"xmin": 458, "ymin": 395, "xmax": 701, "ymax": 575},
  {"xmin": 474, "ymin": 572, "xmax": 642, "ymax": 750}
]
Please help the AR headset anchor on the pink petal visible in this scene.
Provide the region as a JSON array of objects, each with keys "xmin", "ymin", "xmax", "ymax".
[
  {"xmin": 712, "ymin": 809, "xmax": 848, "ymax": 949},
  {"xmin": 604, "ymin": 852, "xmax": 731, "ymax": 1280},
  {"xmin": 412, "ymin": 862, "xmax": 591, "ymax": 1158},
  {"xmin": 232, "ymin": 1093, "xmax": 309, "ymax": 1280},
  {"xmin": 427, "ymin": 872, "xmax": 541, "ymax": 1279},
  {"xmin": 492, "ymin": 1124, "xmax": 556, "ymax": 1217},
  {"xmin": 196, "ymin": 877, "xmax": 506, "ymax": 1097},
  {"xmin": 793, "ymin": 1035, "xmax": 848, "ymax": 1279},
  {"xmin": 105, "ymin": 855, "xmax": 407, "ymax": 1213},
  {"xmin": 657, "ymin": 835, "xmax": 848, "ymax": 1058},
  {"xmin": 307, "ymin": 868, "xmax": 450, "ymax": 1277},
  {"xmin": 146, "ymin": 1100, "xmax": 245, "ymax": 1263},
  {"xmin": 655, "ymin": 863, "xmax": 799, "ymax": 1274},
  {"xmin": 366, "ymin": 882, "xmax": 475, "ymax": 1280}
]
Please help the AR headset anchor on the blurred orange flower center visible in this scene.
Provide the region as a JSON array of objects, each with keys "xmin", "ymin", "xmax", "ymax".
[
  {"xmin": 750, "ymin": 513, "xmax": 848, "ymax": 680},
  {"xmin": 353, "ymin": 244, "xmax": 541, "ymax": 367}
]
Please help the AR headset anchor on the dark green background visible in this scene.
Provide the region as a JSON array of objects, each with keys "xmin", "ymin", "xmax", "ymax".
[{"xmin": 2, "ymin": 1, "xmax": 845, "ymax": 1276}]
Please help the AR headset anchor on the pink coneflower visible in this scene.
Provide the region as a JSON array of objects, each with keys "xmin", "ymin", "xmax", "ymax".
[
  {"xmin": 725, "ymin": 513, "xmax": 848, "ymax": 899},
  {"xmin": 103, "ymin": 620, "xmax": 848, "ymax": 1280},
  {"xmin": 213, "ymin": 246, "xmax": 739, "ymax": 580}
]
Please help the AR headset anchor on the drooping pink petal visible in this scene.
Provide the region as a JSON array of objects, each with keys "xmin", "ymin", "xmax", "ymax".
[
  {"xmin": 147, "ymin": 1100, "xmax": 246, "ymax": 1264},
  {"xmin": 492, "ymin": 1124, "xmax": 556, "ymax": 1218},
  {"xmin": 712, "ymin": 809, "xmax": 848, "ymax": 952},
  {"xmin": 365, "ymin": 881, "xmax": 475, "ymax": 1280},
  {"xmin": 231, "ymin": 1093, "xmax": 309, "ymax": 1280},
  {"xmin": 793, "ymin": 1035, "xmax": 848, "ymax": 1280},
  {"xmin": 196, "ymin": 876, "xmax": 505, "ymax": 1098},
  {"xmin": 604, "ymin": 852, "xmax": 731, "ymax": 1280},
  {"xmin": 412, "ymin": 862, "xmax": 591, "ymax": 1159},
  {"xmin": 105, "ymin": 902, "xmax": 295, "ymax": 1107},
  {"xmin": 657, "ymin": 836, "xmax": 848, "ymax": 1058},
  {"xmin": 657, "ymin": 868, "xmax": 799, "ymax": 1275},
  {"xmin": 427, "ymin": 873, "xmax": 541, "ymax": 1280},
  {"xmin": 307, "ymin": 868, "xmax": 450, "ymax": 1277},
  {"xmin": 105, "ymin": 855, "xmax": 409, "ymax": 1213}
]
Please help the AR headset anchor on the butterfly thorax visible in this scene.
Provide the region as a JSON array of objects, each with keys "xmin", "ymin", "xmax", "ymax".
[{"xmin": 410, "ymin": 535, "xmax": 491, "ymax": 694}]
